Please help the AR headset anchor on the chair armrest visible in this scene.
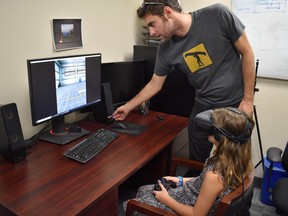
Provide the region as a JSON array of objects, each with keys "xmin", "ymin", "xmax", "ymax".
[
  {"xmin": 126, "ymin": 200, "xmax": 176, "ymax": 216},
  {"xmin": 169, "ymin": 157, "xmax": 205, "ymax": 175}
]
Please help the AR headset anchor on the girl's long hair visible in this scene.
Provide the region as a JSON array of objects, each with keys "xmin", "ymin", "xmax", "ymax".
[{"xmin": 207, "ymin": 108, "xmax": 254, "ymax": 191}]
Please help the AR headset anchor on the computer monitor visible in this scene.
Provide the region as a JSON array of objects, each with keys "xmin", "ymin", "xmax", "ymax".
[
  {"xmin": 101, "ymin": 60, "xmax": 146, "ymax": 107},
  {"xmin": 99, "ymin": 60, "xmax": 147, "ymax": 135},
  {"xmin": 27, "ymin": 53, "xmax": 102, "ymax": 144}
]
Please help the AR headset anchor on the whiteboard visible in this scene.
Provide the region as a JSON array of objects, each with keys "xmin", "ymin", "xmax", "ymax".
[{"xmin": 231, "ymin": 0, "xmax": 288, "ymax": 80}]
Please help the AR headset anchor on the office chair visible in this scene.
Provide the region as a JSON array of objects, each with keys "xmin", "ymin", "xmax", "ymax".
[
  {"xmin": 266, "ymin": 142, "xmax": 288, "ymax": 215},
  {"xmin": 126, "ymin": 157, "xmax": 254, "ymax": 216}
]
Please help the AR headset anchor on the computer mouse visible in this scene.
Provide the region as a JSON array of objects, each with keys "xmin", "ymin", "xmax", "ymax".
[
  {"xmin": 157, "ymin": 115, "xmax": 164, "ymax": 120},
  {"xmin": 112, "ymin": 122, "xmax": 128, "ymax": 130}
]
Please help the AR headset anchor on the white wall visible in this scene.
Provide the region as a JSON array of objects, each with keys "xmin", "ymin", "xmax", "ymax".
[
  {"xmin": 0, "ymin": 0, "xmax": 287, "ymax": 178},
  {"xmin": 0, "ymin": 0, "xmax": 139, "ymax": 138}
]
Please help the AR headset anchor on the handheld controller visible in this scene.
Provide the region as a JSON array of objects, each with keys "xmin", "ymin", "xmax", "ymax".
[{"xmin": 154, "ymin": 177, "xmax": 177, "ymax": 191}]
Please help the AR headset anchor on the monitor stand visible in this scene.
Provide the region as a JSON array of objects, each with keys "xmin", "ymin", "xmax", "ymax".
[
  {"xmin": 39, "ymin": 127, "xmax": 90, "ymax": 145},
  {"xmin": 38, "ymin": 117, "xmax": 90, "ymax": 145}
]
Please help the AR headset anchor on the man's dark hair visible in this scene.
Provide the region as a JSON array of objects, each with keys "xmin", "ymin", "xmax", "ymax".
[{"xmin": 137, "ymin": 0, "xmax": 182, "ymax": 18}]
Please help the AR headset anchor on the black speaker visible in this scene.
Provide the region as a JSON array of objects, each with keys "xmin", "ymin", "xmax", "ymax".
[
  {"xmin": 0, "ymin": 103, "xmax": 26, "ymax": 163},
  {"xmin": 93, "ymin": 83, "xmax": 115, "ymax": 124}
]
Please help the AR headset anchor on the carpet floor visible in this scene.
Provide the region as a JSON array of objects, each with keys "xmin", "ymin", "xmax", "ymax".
[{"xmin": 250, "ymin": 187, "xmax": 281, "ymax": 216}]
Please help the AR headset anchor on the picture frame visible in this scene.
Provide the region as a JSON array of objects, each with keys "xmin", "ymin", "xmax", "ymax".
[{"xmin": 52, "ymin": 19, "xmax": 83, "ymax": 51}]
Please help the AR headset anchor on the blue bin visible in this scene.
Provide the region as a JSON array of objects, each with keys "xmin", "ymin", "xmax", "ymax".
[{"xmin": 260, "ymin": 157, "xmax": 288, "ymax": 206}]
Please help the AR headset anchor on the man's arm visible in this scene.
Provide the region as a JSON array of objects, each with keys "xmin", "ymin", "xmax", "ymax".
[
  {"xmin": 234, "ymin": 31, "xmax": 255, "ymax": 116},
  {"xmin": 112, "ymin": 73, "xmax": 167, "ymax": 120}
]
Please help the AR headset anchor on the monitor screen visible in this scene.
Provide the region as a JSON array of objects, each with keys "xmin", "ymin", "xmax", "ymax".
[
  {"xmin": 27, "ymin": 53, "xmax": 101, "ymax": 144},
  {"xmin": 101, "ymin": 60, "xmax": 146, "ymax": 107}
]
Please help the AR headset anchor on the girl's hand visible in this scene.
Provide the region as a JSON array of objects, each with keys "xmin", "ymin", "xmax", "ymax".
[{"xmin": 153, "ymin": 181, "xmax": 170, "ymax": 204}]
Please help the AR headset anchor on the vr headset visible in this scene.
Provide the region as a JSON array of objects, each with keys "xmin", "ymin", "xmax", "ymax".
[{"xmin": 195, "ymin": 108, "xmax": 252, "ymax": 144}]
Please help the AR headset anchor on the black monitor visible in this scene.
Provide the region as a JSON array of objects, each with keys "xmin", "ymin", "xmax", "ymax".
[
  {"xmin": 101, "ymin": 60, "xmax": 146, "ymax": 107},
  {"xmin": 27, "ymin": 53, "xmax": 102, "ymax": 144},
  {"xmin": 99, "ymin": 60, "xmax": 146, "ymax": 135}
]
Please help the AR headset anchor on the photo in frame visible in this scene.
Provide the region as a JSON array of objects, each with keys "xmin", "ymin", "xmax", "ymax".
[{"xmin": 52, "ymin": 19, "xmax": 83, "ymax": 51}]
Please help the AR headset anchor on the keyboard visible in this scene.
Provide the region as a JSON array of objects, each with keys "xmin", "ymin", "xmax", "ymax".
[{"xmin": 63, "ymin": 128, "xmax": 118, "ymax": 163}]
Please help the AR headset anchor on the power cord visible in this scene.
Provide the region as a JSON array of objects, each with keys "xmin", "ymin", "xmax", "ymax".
[
  {"xmin": 24, "ymin": 121, "xmax": 52, "ymax": 148},
  {"xmin": 236, "ymin": 147, "xmax": 245, "ymax": 216}
]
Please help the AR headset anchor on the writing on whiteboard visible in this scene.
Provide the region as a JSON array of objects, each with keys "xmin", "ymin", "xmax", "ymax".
[{"xmin": 232, "ymin": 0, "xmax": 288, "ymax": 80}]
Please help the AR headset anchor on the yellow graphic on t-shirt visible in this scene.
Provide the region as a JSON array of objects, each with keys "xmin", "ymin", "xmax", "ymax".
[{"xmin": 183, "ymin": 43, "xmax": 212, "ymax": 73}]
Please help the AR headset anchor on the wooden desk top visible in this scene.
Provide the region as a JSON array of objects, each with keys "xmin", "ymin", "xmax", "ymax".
[{"xmin": 0, "ymin": 110, "xmax": 187, "ymax": 215}]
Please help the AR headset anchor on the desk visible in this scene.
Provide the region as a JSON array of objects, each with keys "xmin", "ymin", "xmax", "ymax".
[{"xmin": 0, "ymin": 110, "xmax": 187, "ymax": 216}]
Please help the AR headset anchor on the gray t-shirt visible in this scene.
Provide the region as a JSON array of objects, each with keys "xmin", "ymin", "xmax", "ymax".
[{"xmin": 155, "ymin": 3, "xmax": 245, "ymax": 106}]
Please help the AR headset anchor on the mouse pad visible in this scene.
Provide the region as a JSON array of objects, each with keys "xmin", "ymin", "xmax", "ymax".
[{"xmin": 112, "ymin": 122, "xmax": 146, "ymax": 135}]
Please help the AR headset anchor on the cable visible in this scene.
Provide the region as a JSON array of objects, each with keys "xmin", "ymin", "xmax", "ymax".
[
  {"xmin": 236, "ymin": 145, "xmax": 245, "ymax": 216},
  {"xmin": 24, "ymin": 121, "xmax": 52, "ymax": 148},
  {"xmin": 266, "ymin": 161, "xmax": 274, "ymax": 193}
]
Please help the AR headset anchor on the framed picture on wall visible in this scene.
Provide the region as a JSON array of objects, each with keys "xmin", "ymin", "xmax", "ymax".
[{"xmin": 52, "ymin": 19, "xmax": 83, "ymax": 51}]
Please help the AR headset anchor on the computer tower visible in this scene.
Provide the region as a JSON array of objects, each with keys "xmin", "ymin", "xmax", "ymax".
[
  {"xmin": 93, "ymin": 83, "xmax": 115, "ymax": 124},
  {"xmin": 0, "ymin": 103, "xmax": 26, "ymax": 163}
]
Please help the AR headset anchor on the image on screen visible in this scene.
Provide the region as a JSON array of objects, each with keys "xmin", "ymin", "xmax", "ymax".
[{"xmin": 55, "ymin": 58, "xmax": 88, "ymax": 114}]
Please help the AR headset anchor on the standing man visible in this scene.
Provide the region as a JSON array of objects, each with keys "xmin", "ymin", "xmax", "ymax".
[{"xmin": 113, "ymin": 0, "xmax": 255, "ymax": 171}]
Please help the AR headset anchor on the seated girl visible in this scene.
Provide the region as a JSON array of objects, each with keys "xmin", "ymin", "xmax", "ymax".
[{"xmin": 124, "ymin": 107, "xmax": 254, "ymax": 216}]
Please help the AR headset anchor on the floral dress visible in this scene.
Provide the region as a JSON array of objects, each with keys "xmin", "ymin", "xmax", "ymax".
[{"xmin": 123, "ymin": 162, "xmax": 233, "ymax": 215}]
